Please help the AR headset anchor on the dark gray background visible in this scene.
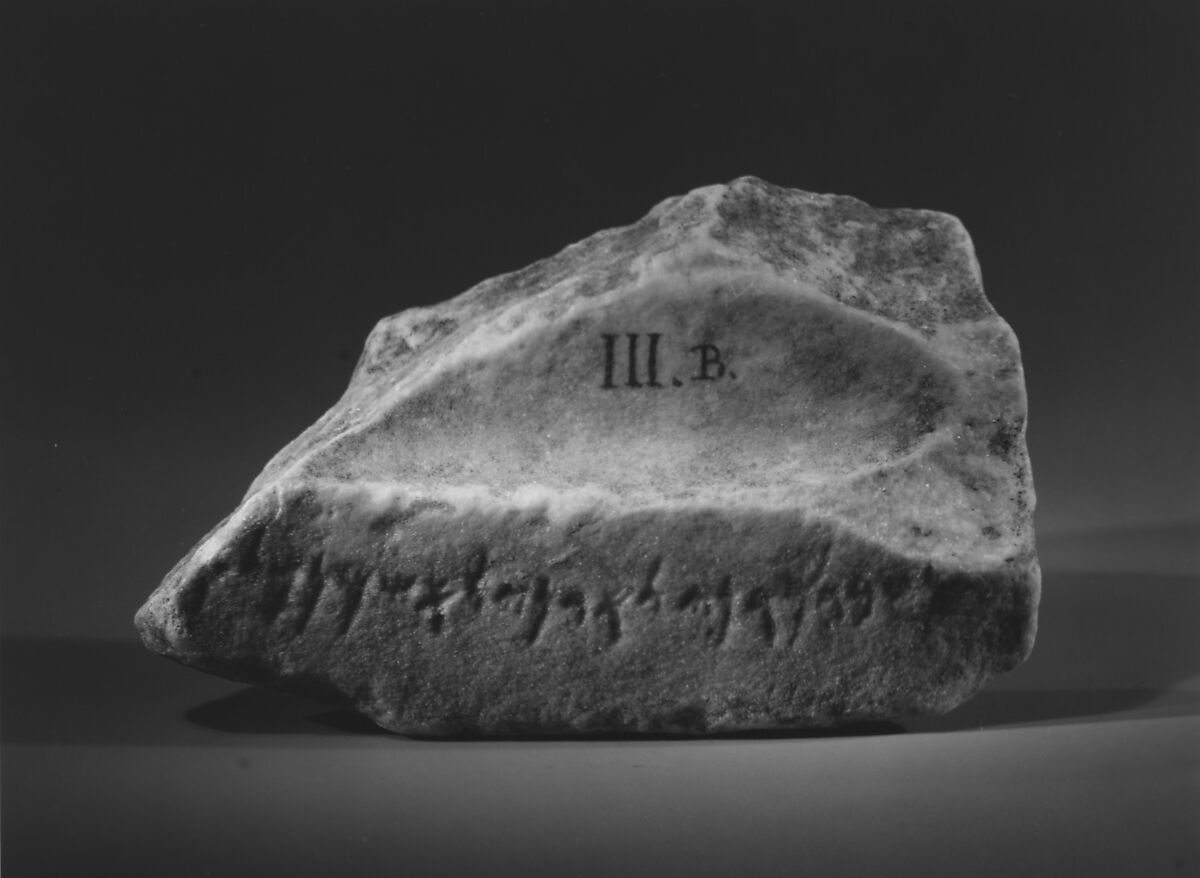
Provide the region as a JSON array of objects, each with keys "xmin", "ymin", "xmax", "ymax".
[
  {"xmin": 2, "ymin": 2, "xmax": 1198, "ymax": 876},
  {"xmin": 3, "ymin": 0, "xmax": 1196, "ymax": 639}
]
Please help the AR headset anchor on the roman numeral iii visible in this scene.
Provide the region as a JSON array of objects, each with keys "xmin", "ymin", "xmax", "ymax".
[{"xmin": 602, "ymin": 333, "xmax": 662, "ymax": 389}]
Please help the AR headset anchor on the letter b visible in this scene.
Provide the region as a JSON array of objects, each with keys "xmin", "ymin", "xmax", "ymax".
[{"xmin": 690, "ymin": 344, "xmax": 726, "ymax": 381}]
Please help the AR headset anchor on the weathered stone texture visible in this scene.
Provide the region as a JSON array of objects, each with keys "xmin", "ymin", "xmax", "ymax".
[{"xmin": 137, "ymin": 177, "xmax": 1039, "ymax": 734}]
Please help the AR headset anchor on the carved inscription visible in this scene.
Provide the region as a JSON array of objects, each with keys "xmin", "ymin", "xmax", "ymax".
[
  {"xmin": 254, "ymin": 537, "xmax": 891, "ymax": 653},
  {"xmin": 601, "ymin": 333, "xmax": 737, "ymax": 389}
]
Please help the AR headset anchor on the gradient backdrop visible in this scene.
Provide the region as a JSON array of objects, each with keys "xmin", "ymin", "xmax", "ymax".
[
  {"xmin": 3, "ymin": 0, "xmax": 1197, "ymax": 638},
  {"xmin": 2, "ymin": 1, "xmax": 1197, "ymax": 876}
]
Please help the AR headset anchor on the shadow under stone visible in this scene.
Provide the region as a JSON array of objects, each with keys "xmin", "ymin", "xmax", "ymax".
[
  {"xmin": 903, "ymin": 687, "xmax": 1200, "ymax": 734},
  {"xmin": 184, "ymin": 687, "xmax": 391, "ymax": 737},
  {"xmin": 184, "ymin": 685, "xmax": 905, "ymax": 740}
]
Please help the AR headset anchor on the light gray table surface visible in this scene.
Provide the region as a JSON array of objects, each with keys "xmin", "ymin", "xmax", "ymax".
[{"xmin": 3, "ymin": 524, "xmax": 1197, "ymax": 877}]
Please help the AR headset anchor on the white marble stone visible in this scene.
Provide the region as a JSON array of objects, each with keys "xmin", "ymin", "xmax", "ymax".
[{"xmin": 136, "ymin": 177, "xmax": 1039, "ymax": 734}]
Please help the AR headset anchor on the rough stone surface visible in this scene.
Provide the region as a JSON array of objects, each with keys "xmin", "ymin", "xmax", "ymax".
[{"xmin": 136, "ymin": 177, "xmax": 1039, "ymax": 735}]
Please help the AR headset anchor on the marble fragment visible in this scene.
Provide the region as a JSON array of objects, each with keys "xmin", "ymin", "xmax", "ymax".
[{"xmin": 136, "ymin": 177, "xmax": 1040, "ymax": 734}]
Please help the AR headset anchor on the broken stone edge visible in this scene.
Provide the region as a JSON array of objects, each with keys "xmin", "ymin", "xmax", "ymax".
[
  {"xmin": 136, "ymin": 177, "xmax": 1040, "ymax": 735},
  {"xmin": 137, "ymin": 482, "xmax": 1039, "ymax": 736}
]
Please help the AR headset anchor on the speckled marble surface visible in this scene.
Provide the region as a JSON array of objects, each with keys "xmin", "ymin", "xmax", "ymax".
[{"xmin": 136, "ymin": 179, "xmax": 1038, "ymax": 733}]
